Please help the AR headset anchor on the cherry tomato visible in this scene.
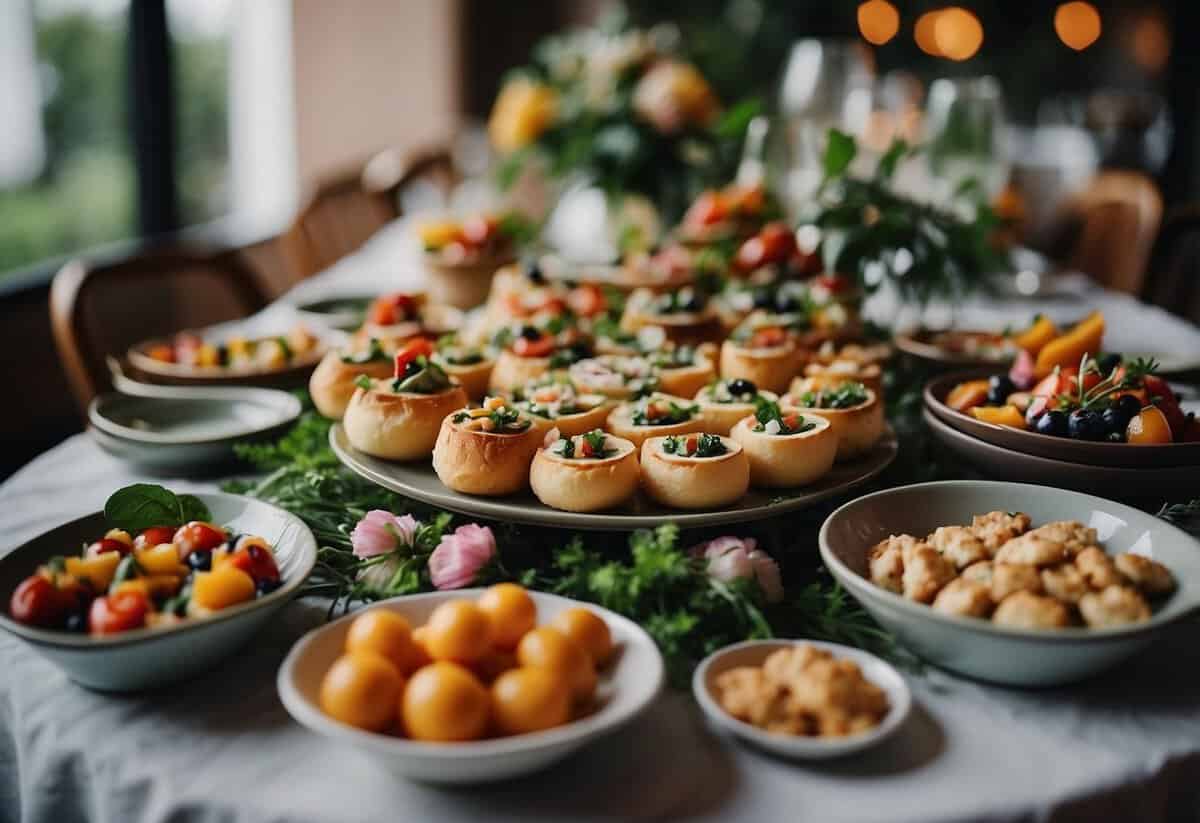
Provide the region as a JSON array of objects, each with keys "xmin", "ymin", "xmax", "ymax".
[
  {"xmin": 88, "ymin": 590, "xmax": 150, "ymax": 635},
  {"xmin": 1143, "ymin": 376, "xmax": 1187, "ymax": 437},
  {"xmin": 148, "ymin": 345, "xmax": 176, "ymax": 364},
  {"xmin": 683, "ymin": 191, "xmax": 727, "ymax": 228},
  {"xmin": 512, "ymin": 336, "xmax": 556, "ymax": 358},
  {"xmin": 815, "ymin": 274, "xmax": 851, "ymax": 294},
  {"xmin": 86, "ymin": 538, "xmax": 130, "ymax": 558},
  {"xmin": 173, "ymin": 521, "xmax": 228, "ymax": 556},
  {"xmin": 393, "ymin": 338, "xmax": 434, "ymax": 378},
  {"xmin": 228, "ymin": 542, "xmax": 281, "ymax": 583},
  {"xmin": 757, "ymin": 223, "xmax": 797, "ymax": 264},
  {"xmin": 459, "ymin": 215, "xmax": 496, "ymax": 246},
  {"xmin": 750, "ymin": 327, "xmax": 788, "ymax": 349},
  {"xmin": 134, "ymin": 526, "xmax": 177, "ymax": 551},
  {"xmin": 369, "ymin": 293, "xmax": 417, "ymax": 326},
  {"xmin": 568, "ymin": 285, "xmax": 606, "ymax": 318},
  {"xmin": 10, "ymin": 575, "xmax": 68, "ymax": 627}
]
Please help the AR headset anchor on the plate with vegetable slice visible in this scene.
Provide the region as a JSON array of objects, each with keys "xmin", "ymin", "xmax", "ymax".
[
  {"xmin": 0, "ymin": 484, "xmax": 316, "ymax": 691},
  {"xmin": 329, "ymin": 421, "xmax": 898, "ymax": 530},
  {"xmin": 127, "ymin": 325, "xmax": 327, "ymax": 387},
  {"xmin": 925, "ymin": 355, "xmax": 1200, "ymax": 469}
]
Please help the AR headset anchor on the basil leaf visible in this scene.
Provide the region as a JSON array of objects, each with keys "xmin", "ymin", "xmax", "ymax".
[
  {"xmin": 178, "ymin": 494, "xmax": 212, "ymax": 524},
  {"xmin": 822, "ymin": 128, "xmax": 856, "ymax": 179},
  {"xmin": 104, "ymin": 484, "xmax": 184, "ymax": 532}
]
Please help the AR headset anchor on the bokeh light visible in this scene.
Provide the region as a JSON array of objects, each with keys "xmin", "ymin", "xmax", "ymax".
[
  {"xmin": 858, "ymin": 0, "xmax": 900, "ymax": 46},
  {"xmin": 1131, "ymin": 11, "xmax": 1171, "ymax": 73},
  {"xmin": 934, "ymin": 7, "xmax": 984, "ymax": 61},
  {"xmin": 1054, "ymin": 2, "xmax": 1101, "ymax": 51},
  {"xmin": 914, "ymin": 11, "xmax": 944, "ymax": 57}
]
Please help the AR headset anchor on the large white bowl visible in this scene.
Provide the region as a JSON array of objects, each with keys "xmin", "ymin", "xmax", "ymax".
[
  {"xmin": 277, "ymin": 589, "xmax": 665, "ymax": 783},
  {"xmin": 693, "ymin": 639, "xmax": 911, "ymax": 759},
  {"xmin": 0, "ymin": 492, "xmax": 317, "ymax": 692},
  {"xmin": 819, "ymin": 480, "xmax": 1200, "ymax": 686}
]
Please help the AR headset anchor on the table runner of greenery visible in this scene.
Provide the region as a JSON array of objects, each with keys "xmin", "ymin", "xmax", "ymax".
[{"xmin": 223, "ymin": 357, "xmax": 1199, "ymax": 686}]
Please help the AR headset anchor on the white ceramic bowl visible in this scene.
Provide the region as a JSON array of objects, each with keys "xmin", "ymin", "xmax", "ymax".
[
  {"xmin": 819, "ymin": 480, "xmax": 1200, "ymax": 686},
  {"xmin": 693, "ymin": 639, "xmax": 911, "ymax": 759},
  {"xmin": 0, "ymin": 493, "xmax": 316, "ymax": 692},
  {"xmin": 277, "ymin": 589, "xmax": 665, "ymax": 784}
]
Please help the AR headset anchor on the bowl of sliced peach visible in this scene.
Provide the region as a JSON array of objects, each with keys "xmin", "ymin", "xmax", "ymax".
[{"xmin": 277, "ymin": 585, "xmax": 664, "ymax": 783}]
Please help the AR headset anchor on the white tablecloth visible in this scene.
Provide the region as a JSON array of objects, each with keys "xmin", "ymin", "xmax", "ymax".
[{"xmin": 5, "ymin": 221, "xmax": 1200, "ymax": 823}]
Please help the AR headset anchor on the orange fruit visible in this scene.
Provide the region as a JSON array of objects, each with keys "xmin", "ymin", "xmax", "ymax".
[
  {"xmin": 423, "ymin": 600, "xmax": 493, "ymax": 664},
  {"xmin": 1127, "ymin": 405, "xmax": 1173, "ymax": 444},
  {"xmin": 551, "ymin": 607, "xmax": 614, "ymax": 667},
  {"xmin": 477, "ymin": 583, "xmax": 537, "ymax": 650},
  {"xmin": 344, "ymin": 609, "xmax": 412, "ymax": 671},
  {"xmin": 401, "ymin": 661, "xmax": 490, "ymax": 742},
  {"xmin": 491, "ymin": 667, "xmax": 571, "ymax": 736},
  {"xmin": 516, "ymin": 626, "xmax": 597, "ymax": 702},
  {"xmin": 319, "ymin": 651, "xmax": 404, "ymax": 733}
]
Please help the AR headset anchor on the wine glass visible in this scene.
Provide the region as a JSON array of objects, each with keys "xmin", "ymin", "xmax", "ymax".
[
  {"xmin": 775, "ymin": 39, "xmax": 875, "ymax": 216},
  {"xmin": 923, "ymin": 76, "xmax": 1009, "ymax": 209}
]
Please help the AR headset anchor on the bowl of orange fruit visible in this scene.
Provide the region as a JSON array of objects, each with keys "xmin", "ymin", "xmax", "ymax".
[{"xmin": 276, "ymin": 584, "xmax": 664, "ymax": 783}]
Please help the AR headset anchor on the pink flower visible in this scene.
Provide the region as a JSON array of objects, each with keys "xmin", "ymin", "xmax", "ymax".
[
  {"xmin": 428, "ymin": 524, "xmax": 496, "ymax": 590},
  {"xmin": 351, "ymin": 510, "xmax": 419, "ymax": 559},
  {"xmin": 690, "ymin": 536, "xmax": 784, "ymax": 603}
]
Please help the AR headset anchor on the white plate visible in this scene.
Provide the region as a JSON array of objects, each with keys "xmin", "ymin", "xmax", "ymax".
[
  {"xmin": 819, "ymin": 480, "xmax": 1200, "ymax": 686},
  {"xmin": 693, "ymin": 639, "xmax": 911, "ymax": 759},
  {"xmin": 329, "ymin": 423, "xmax": 898, "ymax": 531},
  {"xmin": 277, "ymin": 589, "xmax": 665, "ymax": 783}
]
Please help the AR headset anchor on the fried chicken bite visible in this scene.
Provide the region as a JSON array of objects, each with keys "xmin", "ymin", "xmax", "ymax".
[
  {"xmin": 902, "ymin": 545, "xmax": 956, "ymax": 603},
  {"xmin": 992, "ymin": 591, "xmax": 1071, "ymax": 629},
  {"xmin": 1113, "ymin": 553, "xmax": 1176, "ymax": 596},
  {"xmin": 990, "ymin": 562, "xmax": 1043, "ymax": 601},
  {"xmin": 927, "ymin": 525, "xmax": 989, "ymax": 570},
  {"xmin": 1075, "ymin": 546, "xmax": 1123, "ymax": 590},
  {"xmin": 932, "ymin": 577, "xmax": 993, "ymax": 619},
  {"xmin": 970, "ymin": 511, "xmax": 1032, "ymax": 553},
  {"xmin": 994, "ymin": 533, "xmax": 1069, "ymax": 567},
  {"xmin": 1078, "ymin": 585, "xmax": 1151, "ymax": 628}
]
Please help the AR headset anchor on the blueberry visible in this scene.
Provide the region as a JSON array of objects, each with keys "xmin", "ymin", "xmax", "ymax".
[
  {"xmin": 987, "ymin": 375, "xmax": 1017, "ymax": 406},
  {"xmin": 187, "ymin": 551, "xmax": 212, "ymax": 572},
  {"xmin": 1068, "ymin": 408, "xmax": 1107, "ymax": 440},
  {"xmin": 255, "ymin": 578, "xmax": 282, "ymax": 597},
  {"xmin": 1100, "ymin": 407, "xmax": 1129, "ymax": 438},
  {"xmin": 726, "ymin": 378, "xmax": 756, "ymax": 396},
  {"xmin": 1115, "ymin": 394, "xmax": 1142, "ymax": 421},
  {"xmin": 1095, "ymin": 353, "xmax": 1121, "ymax": 374},
  {"xmin": 64, "ymin": 611, "xmax": 87, "ymax": 633},
  {"xmin": 1034, "ymin": 409, "xmax": 1069, "ymax": 437}
]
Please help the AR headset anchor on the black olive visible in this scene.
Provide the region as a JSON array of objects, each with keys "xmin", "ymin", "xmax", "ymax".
[
  {"xmin": 1068, "ymin": 408, "xmax": 1107, "ymax": 440},
  {"xmin": 187, "ymin": 551, "xmax": 212, "ymax": 572},
  {"xmin": 752, "ymin": 289, "xmax": 773, "ymax": 309},
  {"xmin": 256, "ymin": 578, "xmax": 282, "ymax": 597},
  {"xmin": 1034, "ymin": 409, "xmax": 1069, "ymax": 437},
  {"xmin": 523, "ymin": 260, "xmax": 545, "ymax": 284},
  {"xmin": 1095, "ymin": 353, "xmax": 1121, "ymax": 374},
  {"xmin": 987, "ymin": 375, "xmax": 1016, "ymax": 406},
  {"xmin": 519, "ymin": 325, "xmax": 542, "ymax": 341},
  {"xmin": 726, "ymin": 378, "xmax": 756, "ymax": 396},
  {"xmin": 64, "ymin": 611, "xmax": 87, "ymax": 633}
]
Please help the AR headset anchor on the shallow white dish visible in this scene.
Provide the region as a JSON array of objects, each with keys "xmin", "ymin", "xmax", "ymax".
[
  {"xmin": 819, "ymin": 480, "xmax": 1200, "ymax": 686},
  {"xmin": 693, "ymin": 639, "xmax": 911, "ymax": 759},
  {"xmin": 0, "ymin": 492, "xmax": 317, "ymax": 692},
  {"xmin": 278, "ymin": 589, "xmax": 665, "ymax": 784}
]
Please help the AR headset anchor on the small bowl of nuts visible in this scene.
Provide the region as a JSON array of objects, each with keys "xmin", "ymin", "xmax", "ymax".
[{"xmin": 692, "ymin": 639, "xmax": 912, "ymax": 760}]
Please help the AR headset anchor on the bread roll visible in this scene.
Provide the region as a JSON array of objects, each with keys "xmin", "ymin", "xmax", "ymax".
[
  {"xmin": 729, "ymin": 413, "xmax": 838, "ymax": 487},
  {"xmin": 309, "ymin": 349, "xmax": 394, "ymax": 420},
  {"xmin": 639, "ymin": 435, "xmax": 749, "ymax": 509},
  {"xmin": 343, "ymin": 381, "xmax": 468, "ymax": 460},
  {"xmin": 432, "ymin": 407, "xmax": 541, "ymax": 495},
  {"xmin": 780, "ymin": 387, "xmax": 884, "ymax": 461},
  {"xmin": 605, "ymin": 394, "xmax": 706, "ymax": 452},
  {"xmin": 530, "ymin": 433, "xmax": 639, "ymax": 512},
  {"xmin": 718, "ymin": 340, "xmax": 804, "ymax": 394}
]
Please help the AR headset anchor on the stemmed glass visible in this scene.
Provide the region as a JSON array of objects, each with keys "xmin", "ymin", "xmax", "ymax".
[{"xmin": 923, "ymin": 76, "xmax": 1009, "ymax": 209}]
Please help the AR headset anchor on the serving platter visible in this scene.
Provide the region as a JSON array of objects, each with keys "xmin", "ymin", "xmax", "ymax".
[
  {"xmin": 893, "ymin": 327, "xmax": 1016, "ymax": 368},
  {"xmin": 923, "ymin": 408, "xmax": 1196, "ymax": 499},
  {"xmin": 924, "ymin": 370, "xmax": 1200, "ymax": 468},
  {"xmin": 330, "ymin": 423, "xmax": 898, "ymax": 531},
  {"xmin": 294, "ymin": 295, "xmax": 373, "ymax": 331},
  {"xmin": 126, "ymin": 337, "xmax": 326, "ymax": 388}
]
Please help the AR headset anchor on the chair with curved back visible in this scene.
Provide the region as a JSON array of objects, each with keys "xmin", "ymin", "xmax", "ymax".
[
  {"xmin": 50, "ymin": 247, "xmax": 270, "ymax": 415},
  {"xmin": 1143, "ymin": 205, "xmax": 1200, "ymax": 326},
  {"xmin": 1062, "ymin": 170, "xmax": 1163, "ymax": 295}
]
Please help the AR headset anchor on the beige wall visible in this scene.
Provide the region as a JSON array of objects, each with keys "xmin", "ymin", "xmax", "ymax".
[{"xmin": 291, "ymin": 0, "xmax": 462, "ymax": 186}]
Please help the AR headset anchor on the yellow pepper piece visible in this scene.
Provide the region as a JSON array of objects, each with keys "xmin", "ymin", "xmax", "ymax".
[
  {"xmin": 192, "ymin": 567, "xmax": 256, "ymax": 611},
  {"xmin": 417, "ymin": 220, "xmax": 462, "ymax": 250},
  {"xmin": 135, "ymin": 543, "xmax": 187, "ymax": 577},
  {"xmin": 1034, "ymin": 311, "xmax": 1105, "ymax": 378},
  {"xmin": 65, "ymin": 552, "xmax": 122, "ymax": 591},
  {"xmin": 1012, "ymin": 316, "xmax": 1058, "ymax": 355},
  {"xmin": 970, "ymin": 404, "xmax": 1028, "ymax": 429}
]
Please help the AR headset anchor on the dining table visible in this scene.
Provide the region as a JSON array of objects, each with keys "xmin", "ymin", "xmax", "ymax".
[{"xmin": 4, "ymin": 218, "xmax": 1200, "ymax": 823}]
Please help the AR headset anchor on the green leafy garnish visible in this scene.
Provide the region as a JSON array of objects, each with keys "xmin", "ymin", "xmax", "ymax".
[
  {"xmin": 354, "ymin": 374, "xmax": 373, "ymax": 391},
  {"xmin": 393, "ymin": 357, "xmax": 452, "ymax": 394},
  {"xmin": 104, "ymin": 484, "xmax": 213, "ymax": 533},
  {"xmin": 794, "ymin": 382, "xmax": 869, "ymax": 410},
  {"xmin": 631, "ymin": 398, "xmax": 699, "ymax": 426},
  {"xmin": 663, "ymin": 432, "xmax": 727, "ymax": 457},
  {"xmin": 340, "ymin": 338, "xmax": 388, "ymax": 365},
  {"xmin": 752, "ymin": 398, "xmax": 815, "ymax": 435}
]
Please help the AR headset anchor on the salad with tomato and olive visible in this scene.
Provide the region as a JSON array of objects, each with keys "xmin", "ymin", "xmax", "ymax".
[
  {"xmin": 451, "ymin": 397, "xmax": 534, "ymax": 434},
  {"xmin": 948, "ymin": 355, "xmax": 1199, "ymax": 443},
  {"xmin": 752, "ymin": 399, "xmax": 817, "ymax": 436},
  {"xmin": 790, "ymin": 381, "xmax": 871, "ymax": 411},
  {"xmin": 356, "ymin": 339, "xmax": 455, "ymax": 395},
  {"xmin": 418, "ymin": 212, "xmax": 533, "ymax": 264},
  {"xmin": 661, "ymin": 432, "xmax": 728, "ymax": 458},
  {"xmin": 629, "ymin": 396, "xmax": 700, "ymax": 427},
  {"xmin": 145, "ymin": 325, "xmax": 319, "ymax": 370},
  {"xmin": 8, "ymin": 486, "xmax": 282, "ymax": 636},
  {"xmin": 549, "ymin": 429, "xmax": 616, "ymax": 459}
]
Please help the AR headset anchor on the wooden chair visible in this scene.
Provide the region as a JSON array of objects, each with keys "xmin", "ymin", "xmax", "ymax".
[
  {"xmin": 50, "ymin": 248, "xmax": 270, "ymax": 414},
  {"xmin": 1143, "ymin": 205, "xmax": 1200, "ymax": 325},
  {"xmin": 1062, "ymin": 171, "xmax": 1163, "ymax": 295}
]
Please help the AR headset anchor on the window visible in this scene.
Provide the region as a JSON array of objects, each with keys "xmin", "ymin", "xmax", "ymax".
[{"xmin": 0, "ymin": 0, "xmax": 136, "ymax": 276}]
